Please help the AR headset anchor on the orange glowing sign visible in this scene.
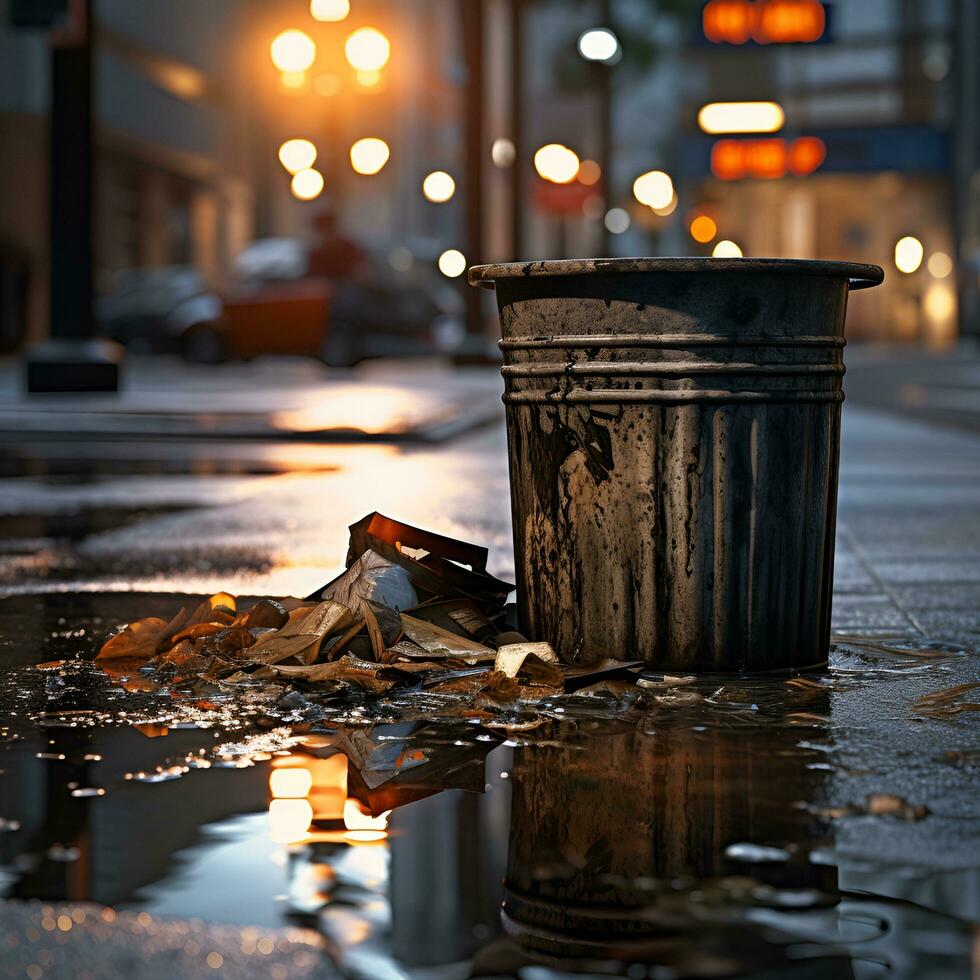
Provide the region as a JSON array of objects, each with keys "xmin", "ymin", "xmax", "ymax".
[
  {"xmin": 703, "ymin": 0, "xmax": 826, "ymax": 45},
  {"xmin": 711, "ymin": 136, "xmax": 826, "ymax": 180}
]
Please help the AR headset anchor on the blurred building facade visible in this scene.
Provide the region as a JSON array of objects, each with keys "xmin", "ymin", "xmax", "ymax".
[
  {"xmin": 2, "ymin": 0, "xmax": 977, "ymax": 349},
  {"xmin": 0, "ymin": 0, "xmax": 262, "ymax": 348},
  {"xmin": 678, "ymin": 0, "xmax": 964, "ymax": 343}
]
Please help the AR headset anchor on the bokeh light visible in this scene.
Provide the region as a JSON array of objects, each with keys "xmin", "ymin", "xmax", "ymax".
[
  {"xmin": 604, "ymin": 208, "xmax": 630, "ymax": 234},
  {"xmin": 894, "ymin": 236, "xmax": 924, "ymax": 274},
  {"xmin": 577, "ymin": 28, "xmax": 620, "ymax": 62},
  {"xmin": 270, "ymin": 29, "xmax": 316, "ymax": 73},
  {"xmin": 422, "ymin": 171, "xmax": 456, "ymax": 202},
  {"xmin": 356, "ymin": 69, "xmax": 382, "ymax": 88},
  {"xmin": 712, "ymin": 239, "xmax": 743, "ymax": 258},
  {"xmin": 652, "ymin": 193, "xmax": 677, "ymax": 216},
  {"xmin": 690, "ymin": 215, "xmax": 717, "ymax": 243},
  {"xmin": 632, "ymin": 170, "xmax": 673, "ymax": 209},
  {"xmin": 534, "ymin": 143, "xmax": 580, "ymax": 184},
  {"xmin": 278, "ymin": 138, "xmax": 317, "ymax": 174},
  {"xmin": 280, "ymin": 71, "xmax": 307, "ymax": 90},
  {"xmin": 927, "ymin": 251, "xmax": 953, "ymax": 278},
  {"xmin": 290, "ymin": 168, "xmax": 325, "ymax": 200},
  {"xmin": 310, "ymin": 0, "xmax": 350, "ymax": 22},
  {"xmin": 577, "ymin": 159, "xmax": 602, "ymax": 185},
  {"xmin": 438, "ymin": 249, "xmax": 467, "ymax": 278},
  {"xmin": 491, "ymin": 138, "xmax": 516, "ymax": 167},
  {"xmin": 345, "ymin": 27, "xmax": 391, "ymax": 72},
  {"xmin": 350, "ymin": 137, "xmax": 390, "ymax": 175},
  {"xmin": 697, "ymin": 101, "xmax": 785, "ymax": 134},
  {"xmin": 924, "ymin": 282, "xmax": 955, "ymax": 321}
]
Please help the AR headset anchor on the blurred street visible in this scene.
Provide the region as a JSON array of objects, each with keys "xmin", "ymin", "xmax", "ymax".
[{"xmin": 2, "ymin": 349, "xmax": 979, "ymax": 648}]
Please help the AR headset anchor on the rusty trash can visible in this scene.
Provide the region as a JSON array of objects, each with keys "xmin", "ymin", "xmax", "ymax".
[{"xmin": 469, "ymin": 258, "xmax": 883, "ymax": 672}]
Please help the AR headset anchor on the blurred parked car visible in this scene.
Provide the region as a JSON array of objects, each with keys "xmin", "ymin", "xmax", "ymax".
[
  {"xmin": 168, "ymin": 238, "xmax": 463, "ymax": 366},
  {"xmin": 97, "ymin": 266, "xmax": 207, "ymax": 352}
]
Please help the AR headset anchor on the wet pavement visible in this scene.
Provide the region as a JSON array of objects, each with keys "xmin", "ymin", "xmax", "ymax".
[{"xmin": 1, "ymin": 356, "xmax": 978, "ymax": 978}]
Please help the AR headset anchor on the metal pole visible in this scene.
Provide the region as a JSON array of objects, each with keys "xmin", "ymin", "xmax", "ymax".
[
  {"xmin": 26, "ymin": 0, "xmax": 120, "ymax": 392},
  {"xmin": 461, "ymin": 0, "xmax": 485, "ymax": 340},
  {"xmin": 596, "ymin": 0, "xmax": 613, "ymax": 256},
  {"xmin": 509, "ymin": 0, "xmax": 524, "ymax": 261}
]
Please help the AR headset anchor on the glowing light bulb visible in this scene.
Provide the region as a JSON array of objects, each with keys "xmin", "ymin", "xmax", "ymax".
[
  {"xmin": 690, "ymin": 215, "xmax": 717, "ymax": 243},
  {"xmin": 278, "ymin": 139, "xmax": 317, "ymax": 174},
  {"xmin": 270, "ymin": 30, "xmax": 316, "ymax": 73},
  {"xmin": 345, "ymin": 27, "xmax": 390, "ymax": 72},
  {"xmin": 712, "ymin": 239, "xmax": 743, "ymax": 258},
  {"xmin": 438, "ymin": 249, "xmax": 467, "ymax": 278},
  {"xmin": 894, "ymin": 236, "xmax": 924, "ymax": 274},
  {"xmin": 350, "ymin": 137, "xmax": 390, "ymax": 175},
  {"xmin": 632, "ymin": 170, "xmax": 674, "ymax": 210},
  {"xmin": 534, "ymin": 143, "xmax": 580, "ymax": 184},
  {"xmin": 311, "ymin": 0, "xmax": 350, "ymax": 22},
  {"xmin": 577, "ymin": 27, "xmax": 620, "ymax": 62},
  {"xmin": 291, "ymin": 168, "xmax": 325, "ymax": 201},
  {"xmin": 269, "ymin": 767, "xmax": 313, "ymax": 798},
  {"xmin": 422, "ymin": 171, "xmax": 456, "ymax": 203}
]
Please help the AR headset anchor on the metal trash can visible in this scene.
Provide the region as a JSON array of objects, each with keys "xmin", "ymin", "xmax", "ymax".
[{"xmin": 469, "ymin": 258, "xmax": 883, "ymax": 672}]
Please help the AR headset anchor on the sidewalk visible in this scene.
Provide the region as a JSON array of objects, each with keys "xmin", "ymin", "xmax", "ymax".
[
  {"xmin": 0, "ymin": 356, "xmax": 503, "ymax": 444},
  {"xmin": 0, "ymin": 357, "xmax": 978, "ymax": 651}
]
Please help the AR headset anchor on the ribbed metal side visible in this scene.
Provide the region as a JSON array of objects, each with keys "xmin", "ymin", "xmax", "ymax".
[{"xmin": 493, "ymin": 269, "xmax": 853, "ymax": 672}]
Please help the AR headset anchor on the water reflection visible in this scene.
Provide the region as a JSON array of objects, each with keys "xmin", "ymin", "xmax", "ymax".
[{"xmin": 1, "ymin": 614, "xmax": 977, "ymax": 976}]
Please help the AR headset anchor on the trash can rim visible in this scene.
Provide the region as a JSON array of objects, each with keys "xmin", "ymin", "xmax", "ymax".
[{"xmin": 468, "ymin": 257, "xmax": 884, "ymax": 290}]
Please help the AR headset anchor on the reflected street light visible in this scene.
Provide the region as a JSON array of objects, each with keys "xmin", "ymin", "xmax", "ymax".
[
  {"xmin": 270, "ymin": 29, "xmax": 316, "ymax": 73},
  {"xmin": 577, "ymin": 27, "xmax": 620, "ymax": 63},
  {"xmin": 345, "ymin": 27, "xmax": 391, "ymax": 72}
]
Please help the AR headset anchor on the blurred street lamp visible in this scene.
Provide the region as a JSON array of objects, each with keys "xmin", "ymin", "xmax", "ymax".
[
  {"xmin": 712, "ymin": 239, "xmax": 743, "ymax": 258},
  {"xmin": 438, "ymin": 249, "xmax": 467, "ymax": 278},
  {"xmin": 652, "ymin": 193, "xmax": 677, "ymax": 216},
  {"xmin": 270, "ymin": 29, "xmax": 317, "ymax": 73},
  {"xmin": 350, "ymin": 137, "xmax": 390, "ymax": 175},
  {"xmin": 577, "ymin": 27, "xmax": 620, "ymax": 63},
  {"xmin": 345, "ymin": 27, "xmax": 391, "ymax": 72},
  {"xmin": 310, "ymin": 0, "xmax": 350, "ymax": 22},
  {"xmin": 690, "ymin": 214, "xmax": 717, "ymax": 243},
  {"xmin": 894, "ymin": 236, "xmax": 924, "ymax": 274},
  {"xmin": 632, "ymin": 170, "xmax": 673, "ymax": 210},
  {"xmin": 927, "ymin": 251, "xmax": 953, "ymax": 278},
  {"xmin": 422, "ymin": 171, "xmax": 456, "ymax": 202},
  {"xmin": 604, "ymin": 208, "xmax": 630, "ymax": 234},
  {"xmin": 534, "ymin": 143, "xmax": 580, "ymax": 184},
  {"xmin": 278, "ymin": 138, "xmax": 317, "ymax": 174},
  {"xmin": 492, "ymin": 137, "xmax": 516, "ymax": 167},
  {"xmin": 291, "ymin": 168, "xmax": 325, "ymax": 200},
  {"xmin": 697, "ymin": 101, "xmax": 785, "ymax": 135}
]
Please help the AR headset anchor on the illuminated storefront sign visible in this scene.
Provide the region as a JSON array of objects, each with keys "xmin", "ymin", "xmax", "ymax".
[
  {"xmin": 711, "ymin": 136, "xmax": 827, "ymax": 179},
  {"xmin": 703, "ymin": 0, "xmax": 827, "ymax": 45}
]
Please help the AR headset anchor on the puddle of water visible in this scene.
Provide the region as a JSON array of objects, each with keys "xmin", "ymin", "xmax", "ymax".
[{"xmin": 0, "ymin": 593, "xmax": 977, "ymax": 978}]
